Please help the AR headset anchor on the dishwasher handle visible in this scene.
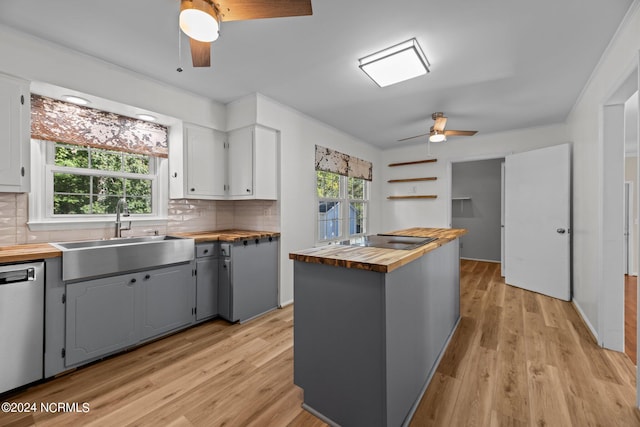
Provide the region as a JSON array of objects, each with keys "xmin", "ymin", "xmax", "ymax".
[{"xmin": 0, "ymin": 267, "xmax": 36, "ymax": 285}]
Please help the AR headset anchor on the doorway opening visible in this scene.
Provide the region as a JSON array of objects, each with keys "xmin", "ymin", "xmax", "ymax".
[{"xmin": 450, "ymin": 157, "xmax": 505, "ymax": 267}]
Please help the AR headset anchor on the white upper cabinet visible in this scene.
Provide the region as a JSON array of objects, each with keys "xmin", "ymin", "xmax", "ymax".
[
  {"xmin": 228, "ymin": 125, "xmax": 278, "ymax": 200},
  {"xmin": 170, "ymin": 123, "xmax": 226, "ymax": 200},
  {"xmin": 0, "ymin": 73, "xmax": 30, "ymax": 193},
  {"xmin": 169, "ymin": 123, "xmax": 278, "ymax": 201}
]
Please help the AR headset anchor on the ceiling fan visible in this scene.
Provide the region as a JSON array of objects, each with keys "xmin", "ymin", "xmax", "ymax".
[
  {"xmin": 398, "ymin": 112, "xmax": 478, "ymax": 143},
  {"xmin": 179, "ymin": 0, "xmax": 313, "ymax": 67}
]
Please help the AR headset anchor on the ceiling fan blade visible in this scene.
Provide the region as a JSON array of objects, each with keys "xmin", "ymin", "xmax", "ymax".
[
  {"xmin": 216, "ymin": 0, "xmax": 312, "ymax": 22},
  {"xmin": 397, "ymin": 133, "xmax": 429, "ymax": 142},
  {"xmin": 433, "ymin": 116, "xmax": 447, "ymax": 132},
  {"xmin": 189, "ymin": 39, "xmax": 211, "ymax": 67},
  {"xmin": 443, "ymin": 130, "xmax": 478, "ymax": 137}
]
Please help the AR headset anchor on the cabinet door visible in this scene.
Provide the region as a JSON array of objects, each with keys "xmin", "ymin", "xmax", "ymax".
[
  {"xmin": 231, "ymin": 238, "xmax": 279, "ymax": 322},
  {"xmin": 0, "ymin": 74, "xmax": 29, "ymax": 192},
  {"xmin": 228, "ymin": 126, "xmax": 254, "ymax": 197},
  {"xmin": 140, "ymin": 263, "xmax": 195, "ymax": 341},
  {"xmin": 65, "ymin": 274, "xmax": 138, "ymax": 366},
  {"xmin": 254, "ymin": 126, "xmax": 278, "ymax": 200},
  {"xmin": 185, "ymin": 124, "xmax": 226, "ymax": 198},
  {"xmin": 196, "ymin": 256, "xmax": 218, "ymax": 321}
]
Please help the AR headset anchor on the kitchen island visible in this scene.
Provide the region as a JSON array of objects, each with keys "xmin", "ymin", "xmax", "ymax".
[{"xmin": 289, "ymin": 227, "xmax": 466, "ymax": 427}]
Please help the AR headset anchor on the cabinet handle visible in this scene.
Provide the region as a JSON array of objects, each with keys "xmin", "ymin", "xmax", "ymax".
[
  {"xmin": 21, "ymin": 167, "xmax": 25, "ymax": 177},
  {"xmin": 246, "ymin": 188, "xmax": 251, "ymax": 193},
  {"xmin": 204, "ymin": 249, "xmax": 209, "ymax": 254},
  {"xmin": 172, "ymin": 172, "xmax": 178, "ymax": 178},
  {"xmin": 144, "ymin": 274, "xmax": 151, "ymax": 280},
  {"xmin": 243, "ymin": 240, "xmax": 248, "ymax": 246},
  {"xmin": 190, "ymin": 188, "xmax": 195, "ymax": 192},
  {"xmin": 130, "ymin": 278, "xmax": 137, "ymax": 284},
  {"xmin": 255, "ymin": 239, "xmax": 259, "ymax": 245}
]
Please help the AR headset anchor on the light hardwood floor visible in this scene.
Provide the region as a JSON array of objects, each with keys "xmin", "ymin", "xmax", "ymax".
[{"xmin": 1, "ymin": 260, "xmax": 638, "ymax": 426}]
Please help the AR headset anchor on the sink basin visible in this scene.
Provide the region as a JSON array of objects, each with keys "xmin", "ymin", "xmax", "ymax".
[{"xmin": 52, "ymin": 235, "xmax": 195, "ymax": 281}]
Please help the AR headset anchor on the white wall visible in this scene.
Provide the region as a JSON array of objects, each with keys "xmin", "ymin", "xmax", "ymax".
[
  {"xmin": 0, "ymin": 25, "xmax": 226, "ymax": 130},
  {"xmin": 566, "ymin": 1, "xmax": 640, "ymax": 342},
  {"xmin": 253, "ymin": 94, "xmax": 382, "ymax": 305},
  {"xmin": 382, "ymin": 124, "xmax": 569, "ymax": 231}
]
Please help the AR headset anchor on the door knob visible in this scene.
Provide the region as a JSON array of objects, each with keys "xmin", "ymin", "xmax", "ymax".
[{"xmin": 556, "ymin": 228, "xmax": 566, "ymax": 234}]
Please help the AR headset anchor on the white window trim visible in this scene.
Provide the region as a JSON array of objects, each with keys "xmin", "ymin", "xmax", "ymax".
[
  {"xmin": 28, "ymin": 140, "xmax": 168, "ymax": 231},
  {"xmin": 315, "ymin": 172, "xmax": 369, "ymax": 245}
]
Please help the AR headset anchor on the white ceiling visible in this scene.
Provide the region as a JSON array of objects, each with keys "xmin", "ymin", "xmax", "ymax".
[{"xmin": 0, "ymin": 0, "xmax": 634, "ymax": 148}]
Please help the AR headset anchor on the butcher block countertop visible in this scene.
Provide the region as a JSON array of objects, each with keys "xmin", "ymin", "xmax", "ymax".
[
  {"xmin": 0, "ymin": 243, "xmax": 62, "ymax": 263},
  {"xmin": 289, "ymin": 227, "xmax": 467, "ymax": 273},
  {"xmin": 0, "ymin": 230, "xmax": 280, "ymax": 264},
  {"xmin": 172, "ymin": 229, "xmax": 281, "ymax": 243}
]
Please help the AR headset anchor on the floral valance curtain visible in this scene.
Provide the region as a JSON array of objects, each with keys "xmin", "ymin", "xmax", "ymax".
[
  {"xmin": 30, "ymin": 94, "xmax": 169, "ymax": 158},
  {"xmin": 315, "ymin": 145, "xmax": 372, "ymax": 181}
]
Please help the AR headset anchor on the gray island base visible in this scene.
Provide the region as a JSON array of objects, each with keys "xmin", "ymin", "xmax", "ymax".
[{"xmin": 293, "ymin": 238, "xmax": 461, "ymax": 427}]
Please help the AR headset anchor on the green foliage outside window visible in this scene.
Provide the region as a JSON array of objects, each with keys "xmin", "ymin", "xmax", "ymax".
[{"xmin": 52, "ymin": 143, "xmax": 152, "ymax": 215}]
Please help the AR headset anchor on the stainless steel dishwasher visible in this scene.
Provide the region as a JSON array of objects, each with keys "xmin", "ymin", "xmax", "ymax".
[{"xmin": 0, "ymin": 261, "xmax": 44, "ymax": 394}]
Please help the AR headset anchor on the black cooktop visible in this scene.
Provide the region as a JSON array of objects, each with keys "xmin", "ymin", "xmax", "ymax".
[{"xmin": 339, "ymin": 234, "xmax": 437, "ymax": 250}]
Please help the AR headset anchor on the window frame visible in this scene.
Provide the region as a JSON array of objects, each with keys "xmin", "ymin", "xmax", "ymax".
[
  {"xmin": 315, "ymin": 170, "xmax": 369, "ymax": 244},
  {"xmin": 28, "ymin": 139, "xmax": 168, "ymax": 231}
]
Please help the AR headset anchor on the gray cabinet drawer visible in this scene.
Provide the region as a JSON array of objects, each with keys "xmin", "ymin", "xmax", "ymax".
[{"xmin": 196, "ymin": 243, "xmax": 215, "ymax": 258}]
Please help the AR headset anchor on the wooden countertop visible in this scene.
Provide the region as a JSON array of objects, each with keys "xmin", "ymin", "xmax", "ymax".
[
  {"xmin": 0, "ymin": 243, "xmax": 62, "ymax": 263},
  {"xmin": 172, "ymin": 229, "xmax": 281, "ymax": 243},
  {"xmin": 0, "ymin": 230, "xmax": 280, "ymax": 264},
  {"xmin": 288, "ymin": 227, "xmax": 467, "ymax": 273}
]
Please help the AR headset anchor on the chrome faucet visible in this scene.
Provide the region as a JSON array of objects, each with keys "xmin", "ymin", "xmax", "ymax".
[{"xmin": 115, "ymin": 198, "xmax": 131, "ymax": 238}]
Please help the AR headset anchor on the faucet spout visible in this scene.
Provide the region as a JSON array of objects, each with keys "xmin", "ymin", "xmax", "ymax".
[{"xmin": 115, "ymin": 198, "xmax": 131, "ymax": 238}]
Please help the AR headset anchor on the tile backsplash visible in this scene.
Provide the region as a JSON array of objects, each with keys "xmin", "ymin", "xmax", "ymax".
[{"xmin": 0, "ymin": 193, "xmax": 279, "ymax": 246}]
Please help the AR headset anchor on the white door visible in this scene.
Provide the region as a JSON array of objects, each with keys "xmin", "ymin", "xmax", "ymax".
[{"xmin": 504, "ymin": 143, "xmax": 571, "ymax": 301}]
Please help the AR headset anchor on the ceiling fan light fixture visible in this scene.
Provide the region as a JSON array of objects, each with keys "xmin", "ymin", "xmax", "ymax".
[
  {"xmin": 179, "ymin": 0, "xmax": 219, "ymax": 42},
  {"xmin": 429, "ymin": 131, "xmax": 446, "ymax": 143},
  {"xmin": 359, "ymin": 38, "xmax": 430, "ymax": 88}
]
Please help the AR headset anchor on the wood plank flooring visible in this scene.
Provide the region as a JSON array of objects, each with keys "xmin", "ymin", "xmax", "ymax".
[
  {"xmin": 626, "ymin": 274, "xmax": 637, "ymax": 362},
  {"xmin": 412, "ymin": 261, "xmax": 640, "ymax": 426},
  {"xmin": 1, "ymin": 260, "xmax": 638, "ymax": 426}
]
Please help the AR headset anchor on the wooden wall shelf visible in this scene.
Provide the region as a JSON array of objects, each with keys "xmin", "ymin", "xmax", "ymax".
[
  {"xmin": 388, "ymin": 177, "xmax": 437, "ymax": 183},
  {"xmin": 387, "ymin": 195, "xmax": 438, "ymax": 200},
  {"xmin": 388, "ymin": 159, "xmax": 437, "ymax": 167}
]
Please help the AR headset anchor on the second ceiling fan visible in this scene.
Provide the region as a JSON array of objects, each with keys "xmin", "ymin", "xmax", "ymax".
[
  {"xmin": 399, "ymin": 112, "xmax": 478, "ymax": 143},
  {"xmin": 179, "ymin": 0, "xmax": 313, "ymax": 67}
]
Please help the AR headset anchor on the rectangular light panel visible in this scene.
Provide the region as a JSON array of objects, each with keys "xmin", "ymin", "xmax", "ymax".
[{"xmin": 359, "ymin": 38, "xmax": 430, "ymax": 88}]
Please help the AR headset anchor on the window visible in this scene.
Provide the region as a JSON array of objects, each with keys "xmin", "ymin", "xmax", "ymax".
[
  {"xmin": 28, "ymin": 93, "xmax": 169, "ymax": 230},
  {"xmin": 51, "ymin": 142, "xmax": 154, "ymax": 215},
  {"xmin": 29, "ymin": 139, "xmax": 168, "ymax": 228},
  {"xmin": 316, "ymin": 170, "xmax": 369, "ymax": 242}
]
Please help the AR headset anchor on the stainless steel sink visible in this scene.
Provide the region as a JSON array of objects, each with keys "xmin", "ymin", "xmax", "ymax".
[{"xmin": 52, "ymin": 235, "xmax": 195, "ymax": 281}]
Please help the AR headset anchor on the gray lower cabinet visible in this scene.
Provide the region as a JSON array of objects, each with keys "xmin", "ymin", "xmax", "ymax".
[
  {"xmin": 293, "ymin": 239, "xmax": 460, "ymax": 427},
  {"xmin": 65, "ymin": 273, "xmax": 139, "ymax": 366},
  {"xmin": 65, "ymin": 262, "xmax": 195, "ymax": 367},
  {"xmin": 219, "ymin": 237, "xmax": 278, "ymax": 322},
  {"xmin": 195, "ymin": 243, "xmax": 218, "ymax": 322},
  {"xmin": 140, "ymin": 264, "xmax": 195, "ymax": 340}
]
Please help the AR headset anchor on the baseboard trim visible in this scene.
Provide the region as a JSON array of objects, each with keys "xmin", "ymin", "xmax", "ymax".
[
  {"xmin": 460, "ymin": 257, "xmax": 500, "ymax": 263},
  {"xmin": 572, "ymin": 299, "xmax": 599, "ymax": 345}
]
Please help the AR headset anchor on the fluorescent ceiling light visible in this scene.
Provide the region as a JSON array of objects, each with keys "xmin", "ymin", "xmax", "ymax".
[
  {"xmin": 359, "ymin": 38, "xmax": 430, "ymax": 87},
  {"xmin": 136, "ymin": 114, "xmax": 157, "ymax": 122},
  {"xmin": 179, "ymin": 0, "xmax": 220, "ymax": 42},
  {"xmin": 63, "ymin": 95, "xmax": 90, "ymax": 105}
]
